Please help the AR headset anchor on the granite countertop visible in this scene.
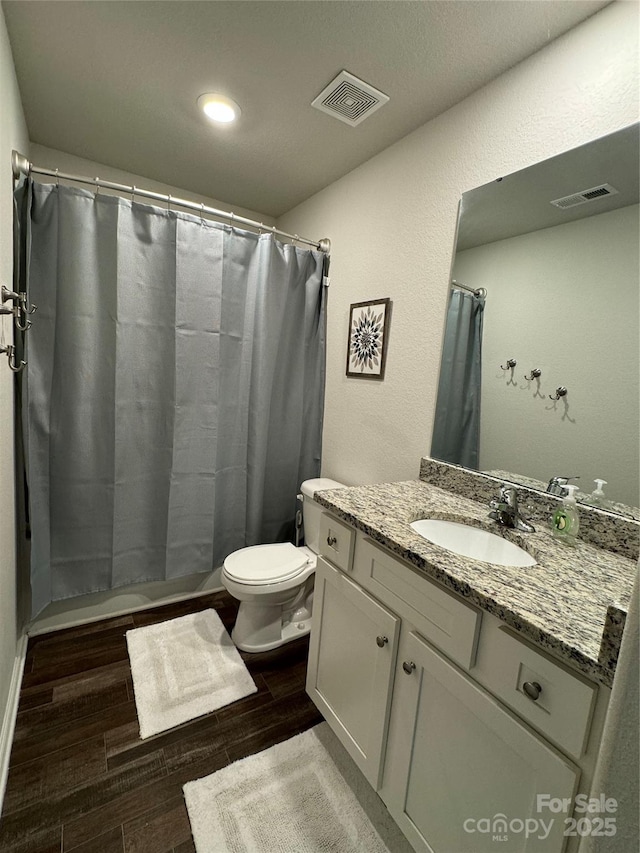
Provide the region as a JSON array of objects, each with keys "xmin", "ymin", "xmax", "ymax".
[{"xmin": 314, "ymin": 480, "xmax": 637, "ymax": 688}]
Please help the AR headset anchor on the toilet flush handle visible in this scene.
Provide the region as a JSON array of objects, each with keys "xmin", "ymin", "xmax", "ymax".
[{"xmin": 326, "ymin": 534, "xmax": 337, "ymax": 547}]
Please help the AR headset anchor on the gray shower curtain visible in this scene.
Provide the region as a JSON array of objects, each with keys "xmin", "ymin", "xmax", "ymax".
[
  {"xmin": 17, "ymin": 181, "xmax": 326, "ymax": 616},
  {"xmin": 431, "ymin": 289, "xmax": 484, "ymax": 469}
]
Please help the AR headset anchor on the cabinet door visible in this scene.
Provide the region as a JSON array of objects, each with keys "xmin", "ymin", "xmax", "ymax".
[
  {"xmin": 306, "ymin": 557, "xmax": 400, "ymax": 788},
  {"xmin": 382, "ymin": 631, "xmax": 579, "ymax": 853}
]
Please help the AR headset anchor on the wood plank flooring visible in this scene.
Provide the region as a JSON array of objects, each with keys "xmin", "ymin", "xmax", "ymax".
[{"xmin": 0, "ymin": 591, "xmax": 323, "ymax": 853}]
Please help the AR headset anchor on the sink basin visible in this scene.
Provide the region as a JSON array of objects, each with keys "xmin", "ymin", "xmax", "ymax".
[{"xmin": 410, "ymin": 519, "xmax": 536, "ymax": 567}]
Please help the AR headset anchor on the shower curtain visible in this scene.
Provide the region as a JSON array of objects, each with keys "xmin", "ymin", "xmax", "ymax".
[
  {"xmin": 431, "ymin": 289, "xmax": 484, "ymax": 469},
  {"xmin": 15, "ymin": 180, "xmax": 327, "ymax": 617}
]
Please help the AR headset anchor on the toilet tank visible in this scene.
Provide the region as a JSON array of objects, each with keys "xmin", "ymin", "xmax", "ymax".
[{"xmin": 300, "ymin": 478, "xmax": 345, "ymax": 554}]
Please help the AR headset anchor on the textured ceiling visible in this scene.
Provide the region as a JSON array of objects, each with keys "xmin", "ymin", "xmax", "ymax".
[{"xmin": 3, "ymin": 0, "xmax": 612, "ymax": 217}]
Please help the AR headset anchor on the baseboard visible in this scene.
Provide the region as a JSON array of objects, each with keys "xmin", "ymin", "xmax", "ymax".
[{"xmin": 0, "ymin": 632, "xmax": 28, "ymax": 813}]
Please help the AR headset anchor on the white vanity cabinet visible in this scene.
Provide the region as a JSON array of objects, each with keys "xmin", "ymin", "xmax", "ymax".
[
  {"xmin": 381, "ymin": 629, "xmax": 579, "ymax": 853},
  {"xmin": 306, "ymin": 556, "xmax": 400, "ymax": 787},
  {"xmin": 307, "ymin": 512, "xmax": 605, "ymax": 853}
]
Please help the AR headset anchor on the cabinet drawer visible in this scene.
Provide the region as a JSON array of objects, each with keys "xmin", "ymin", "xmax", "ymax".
[
  {"xmin": 353, "ymin": 536, "xmax": 480, "ymax": 670},
  {"xmin": 318, "ymin": 512, "xmax": 355, "ymax": 573},
  {"xmin": 478, "ymin": 626, "xmax": 597, "ymax": 759}
]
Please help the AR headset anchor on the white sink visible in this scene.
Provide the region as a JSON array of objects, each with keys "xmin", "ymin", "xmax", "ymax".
[{"xmin": 410, "ymin": 519, "xmax": 536, "ymax": 567}]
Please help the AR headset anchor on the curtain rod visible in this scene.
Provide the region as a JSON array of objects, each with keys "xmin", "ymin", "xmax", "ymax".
[
  {"xmin": 11, "ymin": 150, "xmax": 330, "ymax": 254},
  {"xmin": 451, "ymin": 279, "xmax": 487, "ymax": 298}
]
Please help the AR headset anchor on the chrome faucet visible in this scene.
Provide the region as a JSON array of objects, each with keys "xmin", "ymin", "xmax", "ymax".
[
  {"xmin": 546, "ymin": 476, "xmax": 579, "ymax": 496},
  {"xmin": 489, "ymin": 484, "xmax": 535, "ymax": 532}
]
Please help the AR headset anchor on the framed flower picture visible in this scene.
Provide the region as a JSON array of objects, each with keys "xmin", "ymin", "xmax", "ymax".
[{"xmin": 346, "ymin": 298, "xmax": 392, "ymax": 379}]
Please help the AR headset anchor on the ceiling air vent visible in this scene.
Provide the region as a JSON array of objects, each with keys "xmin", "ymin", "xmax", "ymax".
[
  {"xmin": 550, "ymin": 183, "xmax": 619, "ymax": 209},
  {"xmin": 311, "ymin": 70, "xmax": 389, "ymax": 127}
]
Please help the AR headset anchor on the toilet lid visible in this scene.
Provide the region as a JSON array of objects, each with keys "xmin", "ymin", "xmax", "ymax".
[{"xmin": 224, "ymin": 543, "xmax": 310, "ymax": 585}]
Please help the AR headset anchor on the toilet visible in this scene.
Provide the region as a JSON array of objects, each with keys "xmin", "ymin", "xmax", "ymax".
[{"xmin": 221, "ymin": 477, "xmax": 345, "ymax": 652}]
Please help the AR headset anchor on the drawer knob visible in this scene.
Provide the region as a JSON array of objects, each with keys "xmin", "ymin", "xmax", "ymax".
[
  {"xmin": 326, "ymin": 535, "xmax": 337, "ymax": 547},
  {"xmin": 523, "ymin": 681, "xmax": 542, "ymax": 701},
  {"xmin": 402, "ymin": 660, "xmax": 416, "ymax": 675},
  {"xmin": 376, "ymin": 635, "xmax": 388, "ymax": 648}
]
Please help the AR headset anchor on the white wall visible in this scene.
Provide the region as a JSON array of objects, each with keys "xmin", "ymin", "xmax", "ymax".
[
  {"xmin": 276, "ymin": 1, "xmax": 639, "ymax": 488},
  {"xmin": 0, "ymin": 0, "xmax": 29, "ymax": 765},
  {"xmin": 585, "ymin": 566, "xmax": 639, "ymax": 853},
  {"xmin": 454, "ymin": 204, "xmax": 640, "ymax": 508}
]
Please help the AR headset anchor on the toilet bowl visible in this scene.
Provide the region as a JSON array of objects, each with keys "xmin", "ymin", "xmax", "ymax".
[{"xmin": 222, "ymin": 478, "xmax": 344, "ymax": 652}]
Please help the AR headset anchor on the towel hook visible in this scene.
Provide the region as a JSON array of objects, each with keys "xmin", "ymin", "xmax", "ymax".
[
  {"xmin": 501, "ymin": 358, "xmax": 517, "ymax": 370},
  {"xmin": 524, "ymin": 368, "xmax": 541, "ymax": 381},
  {"xmin": 2, "ymin": 285, "xmax": 20, "ymax": 304},
  {"xmin": 14, "ymin": 312, "xmax": 31, "ymax": 332},
  {"xmin": 0, "ymin": 344, "xmax": 26, "ymax": 373},
  {"xmin": 549, "ymin": 386, "xmax": 567, "ymax": 401}
]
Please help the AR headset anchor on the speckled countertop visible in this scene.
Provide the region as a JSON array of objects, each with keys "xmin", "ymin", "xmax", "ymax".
[{"xmin": 314, "ymin": 480, "xmax": 637, "ymax": 688}]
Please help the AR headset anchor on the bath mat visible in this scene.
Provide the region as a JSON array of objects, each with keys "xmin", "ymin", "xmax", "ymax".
[
  {"xmin": 126, "ymin": 609, "xmax": 257, "ymax": 739},
  {"xmin": 183, "ymin": 723, "xmax": 413, "ymax": 853}
]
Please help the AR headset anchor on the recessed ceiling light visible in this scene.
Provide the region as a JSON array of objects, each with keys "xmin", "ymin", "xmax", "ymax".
[{"xmin": 197, "ymin": 93, "xmax": 241, "ymax": 124}]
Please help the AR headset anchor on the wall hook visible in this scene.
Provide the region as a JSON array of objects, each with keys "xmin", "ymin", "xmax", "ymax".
[
  {"xmin": 2, "ymin": 285, "xmax": 20, "ymax": 304},
  {"xmin": 524, "ymin": 368, "xmax": 541, "ymax": 381},
  {"xmin": 0, "ymin": 344, "xmax": 27, "ymax": 373},
  {"xmin": 549, "ymin": 386, "xmax": 567, "ymax": 401},
  {"xmin": 500, "ymin": 358, "xmax": 516, "ymax": 370},
  {"xmin": 14, "ymin": 314, "xmax": 32, "ymax": 332}
]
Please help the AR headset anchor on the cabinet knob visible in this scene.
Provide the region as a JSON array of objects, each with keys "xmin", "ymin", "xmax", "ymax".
[
  {"xmin": 376, "ymin": 635, "xmax": 388, "ymax": 648},
  {"xmin": 402, "ymin": 661, "xmax": 416, "ymax": 675},
  {"xmin": 523, "ymin": 681, "xmax": 542, "ymax": 701},
  {"xmin": 326, "ymin": 535, "xmax": 337, "ymax": 547}
]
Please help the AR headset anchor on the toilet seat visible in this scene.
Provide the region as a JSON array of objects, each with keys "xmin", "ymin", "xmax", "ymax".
[{"xmin": 223, "ymin": 543, "xmax": 311, "ymax": 586}]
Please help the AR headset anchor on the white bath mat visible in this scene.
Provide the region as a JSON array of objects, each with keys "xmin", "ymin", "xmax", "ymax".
[
  {"xmin": 126, "ymin": 609, "xmax": 257, "ymax": 739},
  {"xmin": 183, "ymin": 723, "xmax": 412, "ymax": 853}
]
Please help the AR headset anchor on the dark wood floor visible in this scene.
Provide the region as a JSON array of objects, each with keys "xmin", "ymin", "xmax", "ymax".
[{"xmin": 0, "ymin": 590, "xmax": 323, "ymax": 853}]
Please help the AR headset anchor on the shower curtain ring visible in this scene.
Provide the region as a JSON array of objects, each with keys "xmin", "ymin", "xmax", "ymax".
[
  {"xmin": 167, "ymin": 194, "xmax": 171, "ymax": 211},
  {"xmin": 94, "ymin": 177, "xmax": 100, "ymax": 196},
  {"xmin": 200, "ymin": 203, "xmax": 205, "ymax": 224},
  {"xmin": 55, "ymin": 168, "xmax": 59, "ymax": 188},
  {"xmin": 132, "ymin": 185, "xmax": 136, "ymax": 202}
]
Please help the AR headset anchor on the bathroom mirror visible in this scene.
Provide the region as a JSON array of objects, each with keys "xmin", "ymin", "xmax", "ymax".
[{"xmin": 432, "ymin": 123, "xmax": 639, "ymax": 516}]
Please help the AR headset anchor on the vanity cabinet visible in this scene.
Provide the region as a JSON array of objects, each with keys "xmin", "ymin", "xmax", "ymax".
[
  {"xmin": 306, "ymin": 556, "xmax": 400, "ymax": 787},
  {"xmin": 381, "ymin": 629, "xmax": 578, "ymax": 853},
  {"xmin": 308, "ymin": 512, "xmax": 603, "ymax": 853}
]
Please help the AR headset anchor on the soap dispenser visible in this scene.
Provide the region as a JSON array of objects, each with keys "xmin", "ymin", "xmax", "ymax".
[
  {"xmin": 588, "ymin": 479, "xmax": 609, "ymax": 509},
  {"xmin": 551, "ymin": 484, "xmax": 580, "ymax": 546}
]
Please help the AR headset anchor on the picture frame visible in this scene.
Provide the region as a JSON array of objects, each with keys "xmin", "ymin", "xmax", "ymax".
[{"xmin": 346, "ymin": 298, "xmax": 392, "ymax": 379}]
